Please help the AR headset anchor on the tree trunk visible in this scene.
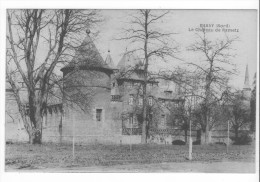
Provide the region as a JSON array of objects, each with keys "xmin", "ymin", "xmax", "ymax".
[
  {"xmin": 201, "ymin": 122, "xmax": 211, "ymax": 145},
  {"xmin": 141, "ymin": 118, "xmax": 147, "ymax": 143},
  {"xmin": 202, "ymin": 59, "xmax": 213, "ymax": 145},
  {"xmin": 29, "ymin": 131, "xmax": 42, "ymax": 144},
  {"xmin": 184, "ymin": 129, "xmax": 188, "ymax": 144},
  {"xmin": 201, "ymin": 130, "xmax": 206, "ymax": 145},
  {"xmin": 205, "ymin": 122, "xmax": 210, "ymax": 144},
  {"xmin": 141, "ymin": 10, "xmax": 149, "ymax": 144},
  {"xmin": 28, "ymin": 108, "xmax": 43, "ymax": 144},
  {"xmin": 141, "ymin": 88, "xmax": 148, "ymax": 144},
  {"xmin": 28, "ymin": 89, "xmax": 43, "ymax": 144},
  {"xmin": 200, "ymin": 131, "xmax": 209, "ymax": 144},
  {"xmin": 234, "ymin": 127, "xmax": 239, "ymax": 140}
]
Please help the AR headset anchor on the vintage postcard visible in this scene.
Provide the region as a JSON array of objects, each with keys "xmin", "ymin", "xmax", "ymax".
[{"xmin": 0, "ymin": 1, "xmax": 259, "ymax": 182}]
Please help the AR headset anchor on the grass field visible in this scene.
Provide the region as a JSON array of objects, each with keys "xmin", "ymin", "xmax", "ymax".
[{"xmin": 5, "ymin": 142, "xmax": 255, "ymax": 170}]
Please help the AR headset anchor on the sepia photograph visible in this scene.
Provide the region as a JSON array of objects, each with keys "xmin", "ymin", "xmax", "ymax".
[{"xmin": 1, "ymin": 1, "xmax": 258, "ymax": 179}]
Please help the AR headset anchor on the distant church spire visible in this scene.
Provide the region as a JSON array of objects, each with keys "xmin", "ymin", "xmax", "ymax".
[{"xmin": 243, "ymin": 64, "xmax": 250, "ymax": 90}]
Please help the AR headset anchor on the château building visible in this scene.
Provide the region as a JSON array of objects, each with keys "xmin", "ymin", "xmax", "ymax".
[
  {"xmin": 6, "ymin": 31, "xmax": 255, "ymax": 145},
  {"xmin": 6, "ymin": 31, "xmax": 185, "ymax": 144}
]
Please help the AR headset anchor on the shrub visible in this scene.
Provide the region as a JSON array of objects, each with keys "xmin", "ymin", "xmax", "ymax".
[
  {"xmin": 172, "ymin": 140, "xmax": 186, "ymax": 145},
  {"xmin": 6, "ymin": 141, "xmax": 13, "ymax": 145},
  {"xmin": 192, "ymin": 140, "xmax": 201, "ymax": 145},
  {"xmin": 233, "ymin": 133, "xmax": 252, "ymax": 145},
  {"xmin": 215, "ymin": 142, "xmax": 227, "ymax": 146}
]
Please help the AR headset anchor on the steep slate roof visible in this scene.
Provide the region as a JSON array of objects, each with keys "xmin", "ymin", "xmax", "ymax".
[{"xmin": 61, "ymin": 30, "xmax": 112, "ymax": 73}]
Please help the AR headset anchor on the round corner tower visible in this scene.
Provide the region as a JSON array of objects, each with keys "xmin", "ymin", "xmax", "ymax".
[{"xmin": 60, "ymin": 30, "xmax": 119, "ymax": 144}]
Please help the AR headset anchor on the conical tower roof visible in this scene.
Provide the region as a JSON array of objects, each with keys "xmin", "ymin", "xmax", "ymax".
[
  {"xmin": 116, "ymin": 50, "xmax": 150, "ymax": 82},
  {"xmin": 61, "ymin": 30, "xmax": 112, "ymax": 73},
  {"xmin": 117, "ymin": 51, "xmax": 143, "ymax": 70},
  {"xmin": 243, "ymin": 64, "xmax": 250, "ymax": 90},
  {"xmin": 105, "ymin": 50, "xmax": 116, "ymax": 69}
]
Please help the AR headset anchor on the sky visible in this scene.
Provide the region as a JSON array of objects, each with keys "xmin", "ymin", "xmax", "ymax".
[
  {"xmin": 6, "ymin": 10, "xmax": 257, "ymax": 90},
  {"xmin": 91, "ymin": 10, "xmax": 257, "ymax": 90}
]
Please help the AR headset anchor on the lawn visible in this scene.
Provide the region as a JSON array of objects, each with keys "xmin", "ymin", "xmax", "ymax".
[{"xmin": 5, "ymin": 142, "xmax": 255, "ymax": 170}]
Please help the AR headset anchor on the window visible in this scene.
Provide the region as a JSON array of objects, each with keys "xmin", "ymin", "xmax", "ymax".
[
  {"xmin": 96, "ymin": 109, "xmax": 102, "ymax": 122},
  {"xmin": 159, "ymin": 114, "xmax": 166, "ymax": 129},
  {"xmin": 148, "ymin": 97, "xmax": 153, "ymax": 106},
  {"xmin": 129, "ymin": 95, "xmax": 134, "ymax": 105},
  {"xmin": 129, "ymin": 82, "xmax": 134, "ymax": 88},
  {"xmin": 128, "ymin": 113, "xmax": 138, "ymax": 128},
  {"xmin": 129, "ymin": 113, "xmax": 134, "ymax": 126},
  {"xmin": 174, "ymin": 101, "xmax": 179, "ymax": 107},
  {"xmin": 112, "ymin": 82, "xmax": 116, "ymax": 87}
]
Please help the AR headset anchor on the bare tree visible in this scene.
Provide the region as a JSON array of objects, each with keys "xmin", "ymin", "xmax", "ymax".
[
  {"xmin": 117, "ymin": 10, "xmax": 179, "ymax": 143},
  {"xmin": 6, "ymin": 9, "xmax": 102, "ymax": 144},
  {"xmin": 187, "ymin": 30, "xmax": 238, "ymax": 144}
]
